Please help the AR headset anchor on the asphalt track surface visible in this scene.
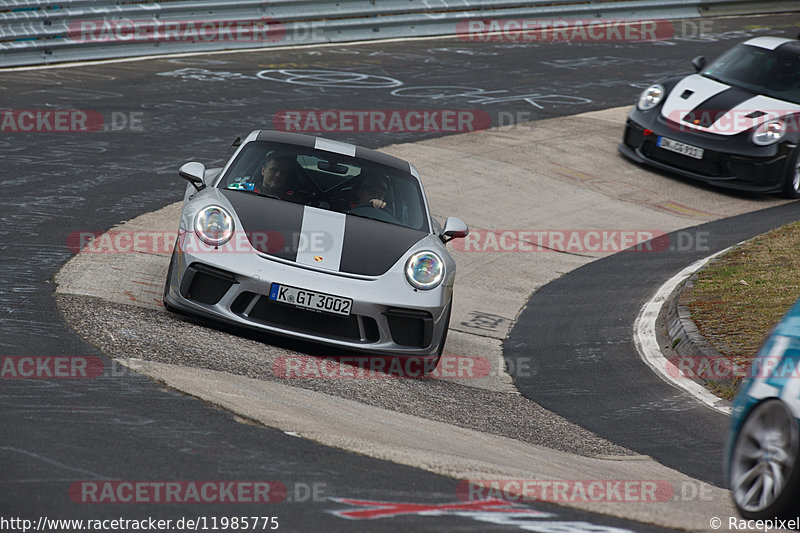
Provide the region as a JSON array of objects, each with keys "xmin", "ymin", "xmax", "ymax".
[
  {"xmin": 2, "ymin": 12, "xmax": 798, "ymax": 532},
  {"xmin": 506, "ymin": 202, "xmax": 800, "ymax": 488}
]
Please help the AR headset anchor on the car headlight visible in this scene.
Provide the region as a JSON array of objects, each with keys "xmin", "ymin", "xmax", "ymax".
[
  {"xmin": 405, "ymin": 251, "xmax": 444, "ymax": 290},
  {"xmin": 637, "ymin": 84, "xmax": 664, "ymax": 111},
  {"xmin": 751, "ymin": 119, "xmax": 786, "ymax": 146},
  {"xmin": 194, "ymin": 205, "xmax": 234, "ymax": 246}
]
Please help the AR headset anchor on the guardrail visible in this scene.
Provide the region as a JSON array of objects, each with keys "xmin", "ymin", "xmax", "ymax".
[{"xmin": 0, "ymin": 0, "xmax": 796, "ymax": 68}]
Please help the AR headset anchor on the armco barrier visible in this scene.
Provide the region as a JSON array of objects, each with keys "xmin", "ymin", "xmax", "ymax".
[{"xmin": 0, "ymin": 0, "xmax": 796, "ymax": 68}]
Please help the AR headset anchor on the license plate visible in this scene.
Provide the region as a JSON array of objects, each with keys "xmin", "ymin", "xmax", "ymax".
[
  {"xmin": 268, "ymin": 283, "xmax": 352, "ymax": 316},
  {"xmin": 657, "ymin": 136, "xmax": 704, "ymax": 159}
]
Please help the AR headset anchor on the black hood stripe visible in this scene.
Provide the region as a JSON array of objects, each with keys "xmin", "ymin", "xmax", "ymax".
[
  {"xmin": 683, "ymin": 86, "xmax": 756, "ymax": 127},
  {"xmin": 340, "ymin": 216, "xmax": 426, "ymax": 276},
  {"xmin": 221, "ymin": 188, "xmax": 426, "ymax": 276},
  {"xmin": 221, "ymin": 188, "xmax": 304, "ymax": 262}
]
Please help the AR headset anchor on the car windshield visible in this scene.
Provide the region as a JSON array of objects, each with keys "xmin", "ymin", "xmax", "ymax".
[
  {"xmin": 701, "ymin": 43, "xmax": 800, "ymax": 104},
  {"xmin": 217, "ymin": 140, "xmax": 429, "ymax": 232}
]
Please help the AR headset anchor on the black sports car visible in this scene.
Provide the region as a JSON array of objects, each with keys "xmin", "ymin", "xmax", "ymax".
[{"xmin": 619, "ymin": 36, "xmax": 800, "ymax": 197}]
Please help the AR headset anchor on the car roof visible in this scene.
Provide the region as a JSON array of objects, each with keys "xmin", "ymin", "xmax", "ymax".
[
  {"xmin": 254, "ymin": 130, "xmax": 415, "ymax": 176},
  {"xmin": 743, "ymin": 36, "xmax": 800, "ymax": 54}
]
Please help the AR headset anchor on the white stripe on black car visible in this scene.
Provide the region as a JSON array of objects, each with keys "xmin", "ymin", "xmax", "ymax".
[
  {"xmin": 660, "ymin": 74, "xmax": 729, "ymax": 123},
  {"xmin": 296, "ymin": 206, "xmax": 346, "ymax": 271}
]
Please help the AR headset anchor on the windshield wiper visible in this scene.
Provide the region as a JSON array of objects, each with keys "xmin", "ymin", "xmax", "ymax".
[
  {"xmin": 346, "ymin": 211, "xmax": 380, "ymax": 222},
  {"xmin": 346, "ymin": 210, "xmax": 404, "ymax": 228},
  {"xmin": 253, "ymin": 192, "xmax": 281, "ymax": 200}
]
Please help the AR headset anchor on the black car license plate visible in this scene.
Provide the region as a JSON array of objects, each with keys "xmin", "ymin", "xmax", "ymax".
[{"xmin": 657, "ymin": 136, "xmax": 704, "ymax": 159}]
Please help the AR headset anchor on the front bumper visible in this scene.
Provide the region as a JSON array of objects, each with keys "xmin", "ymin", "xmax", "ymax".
[
  {"xmin": 164, "ymin": 232, "xmax": 451, "ymax": 357},
  {"xmin": 619, "ymin": 110, "xmax": 795, "ymax": 194}
]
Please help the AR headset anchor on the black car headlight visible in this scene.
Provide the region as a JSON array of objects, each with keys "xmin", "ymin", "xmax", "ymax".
[
  {"xmin": 637, "ymin": 84, "xmax": 664, "ymax": 111},
  {"xmin": 194, "ymin": 205, "xmax": 234, "ymax": 246},
  {"xmin": 405, "ymin": 251, "xmax": 444, "ymax": 290},
  {"xmin": 751, "ymin": 119, "xmax": 786, "ymax": 146}
]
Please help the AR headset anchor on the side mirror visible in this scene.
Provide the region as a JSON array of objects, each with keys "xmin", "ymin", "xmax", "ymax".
[
  {"xmin": 691, "ymin": 55, "xmax": 706, "ymax": 72},
  {"xmin": 441, "ymin": 217, "xmax": 468, "ymax": 243},
  {"xmin": 179, "ymin": 162, "xmax": 206, "ymax": 191}
]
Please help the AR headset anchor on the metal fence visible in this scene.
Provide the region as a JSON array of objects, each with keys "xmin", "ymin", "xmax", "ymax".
[{"xmin": 0, "ymin": 0, "xmax": 796, "ymax": 67}]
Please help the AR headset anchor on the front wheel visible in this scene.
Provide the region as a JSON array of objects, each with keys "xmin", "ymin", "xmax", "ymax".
[
  {"xmin": 730, "ymin": 399, "xmax": 800, "ymax": 519},
  {"xmin": 781, "ymin": 148, "xmax": 800, "ymax": 199}
]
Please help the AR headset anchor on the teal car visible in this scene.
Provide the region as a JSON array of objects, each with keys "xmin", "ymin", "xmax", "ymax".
[{"xmin": 727, "ymin": 298, "xmax": 800, "ymax": 518}]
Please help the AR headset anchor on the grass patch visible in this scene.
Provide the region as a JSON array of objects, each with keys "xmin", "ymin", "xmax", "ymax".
[{"xmin": 686, "ymin": 220, "xmax": 800, "ymax": 399}]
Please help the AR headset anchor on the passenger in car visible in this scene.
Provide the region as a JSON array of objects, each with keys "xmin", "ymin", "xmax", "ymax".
[{"xmin": 353, "ymin": 174, "xmax": 389, "ymax": 209}]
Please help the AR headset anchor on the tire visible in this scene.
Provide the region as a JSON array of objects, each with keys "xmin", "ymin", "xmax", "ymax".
[
  {"xmin": 781, "ymin": 148, "xmax": 800, "ymax": 199},
  {"xmin": 729, "ymin": 399, "xmax": 800, "ymax": 519}
]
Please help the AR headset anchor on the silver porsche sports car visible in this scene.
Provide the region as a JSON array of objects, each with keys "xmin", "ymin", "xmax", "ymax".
[
  {"xmin": 164, "ymin": 130, "xmax": 468, "ymax": 365},
  {"xmin": 619, "ymin": 36, "xmax": 800, "ymax": 197}
]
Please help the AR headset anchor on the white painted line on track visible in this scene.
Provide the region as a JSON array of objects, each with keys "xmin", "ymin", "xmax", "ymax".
[{"xmin": 633, "ymin": 245, "xmax": 745, "ymax": 416}]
